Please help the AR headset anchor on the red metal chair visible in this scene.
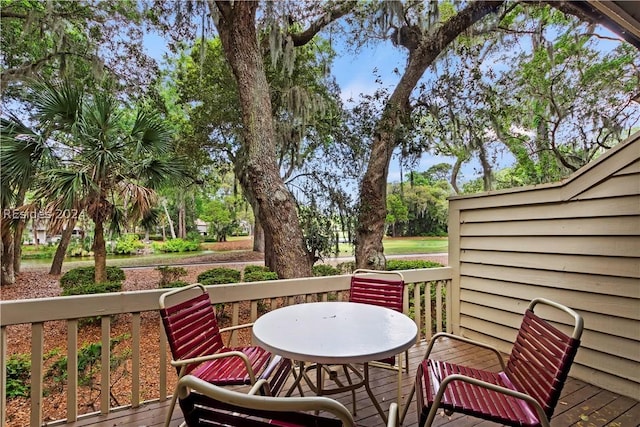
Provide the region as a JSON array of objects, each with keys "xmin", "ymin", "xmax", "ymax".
[
  {"xmin": 410, "ymin": 297, "xmax": 583, "ymax": 427},
  {"xmin": 176, "ymin": 375, "xmax": 400, "ymax": 427},
  {"xmin": 350, "ymin": 269, "xmax": 408, "ymax": 372},
  {"xmin": 159, "ymin": 284, "xmax": 291, "ymax": 427}
]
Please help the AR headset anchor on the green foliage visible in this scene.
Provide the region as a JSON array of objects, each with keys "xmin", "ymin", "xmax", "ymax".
[
  {"xmin": 298, "ymin": 205, "xmax": 335, "ymax": 263},
  {"xmin": 61, "ymin": 281, "xmax": 122, "ymax": 296},
  {"xmin": 386, "ymin": 259, "xmax": 443, "ymax": 270},
  {"xmin": 243, "ymin": 271, "xmax": 278, "ymax": 282},
  {"xmin": 385, "ymin": 193, "xmax": 409, "ymax": 236},
  {"xmin": 156, "ymin": 265, "xmax": 188, "ymax": 288},
  {"xmin": 312, "ymin": 264, "xmax": 340, "ymax": 276},
  {"xmin": 243, "ymin": 265, "xmax": 270, "ymax": 274},
  {"xmin": 160, "ymin": 280, "xmax": 191, "ymax": 289},
  {"xmin": 5, "ymin": 354, "xmax": 30, "ymax": 399},
  {"xmin": 336, "ymin": 261, "xmax": 355, "ymax": 274},
  {"xmin": 198, "ymin": 267, "xmax": 241, "ymax": 283},
  {"xmin": 20, "ymin": 243, "xmax": 57, "ymax": 259},
  {"xmin": 45, "ymin": 334, "xmax": 131, "ymax": 406},
  {"xmin": 60, "ymin": 266, "xmax": 125, "ymax": 288},
  {"xmin": 114, "ymin": 234, "xmax": 145, "ymax": 255},
  {"xmin": 152, "ymin": 238, "xmax": 200, "ymax": 253},
  {"xmin": 66, "ymin": 237, "xmax": 93, "ymax": 257}
]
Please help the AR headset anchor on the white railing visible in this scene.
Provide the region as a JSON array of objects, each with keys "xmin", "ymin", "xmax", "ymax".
[{"xmin": 0, "ymin": 267, "xmax": 452, "ymax": 427}]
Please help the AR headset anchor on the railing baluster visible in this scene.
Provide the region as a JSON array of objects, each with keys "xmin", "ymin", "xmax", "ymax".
[
  {"xmin": 413, "ymin": 282, "xmax": 422, "ymax": 342},
  {"xmin": 250, "ymin": 300, "xmax": 258, "ymax": 322},
  {"xmin": 1, "ymin": 326, "xmax": 7, "ymax": 427},
  {"xmin": 230, "ymin": 303, "xmax": 240, "ymax": 346},
  {"xmin": 67, "ymin": 319, "xmax": 78, "ymax": 421},
  {"xmin": 30, "ymin": 322, "xmax": 44, "ymax": 427},
  {"xmin": 424, "ymin": 282, "xmax": 432, "ymax": 340},
  {"xmin": 131, "ymin": 313, "xmax": 141, "ymax": 408},
  {"xmin": 100, "ymin": 316, "xmax": 111, "ymax": 415},
  {"xmin": 436, "ymin": 280, "xmax": 443, "ymax": 333},
  {"xmin": 159, "ymin": 317, "xmax": 168, "ymax": 400}
]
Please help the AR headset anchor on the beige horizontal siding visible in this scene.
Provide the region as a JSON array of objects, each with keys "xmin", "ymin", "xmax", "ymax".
[
  {"xmin": 460, "ymin": 196, "xmax": 640, "ymax": 222},
  {"xmin": 449, "ymin": 131, "xmax": 640, "ymax": 399},
  {"xmin": 460, "ymin": 250, "xmax": 640, "ymax": 278}
]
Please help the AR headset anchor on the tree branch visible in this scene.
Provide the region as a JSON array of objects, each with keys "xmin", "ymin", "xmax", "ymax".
[{"xmin": 290, "ymin": 1, "xmax": 356, "ymax": 46}]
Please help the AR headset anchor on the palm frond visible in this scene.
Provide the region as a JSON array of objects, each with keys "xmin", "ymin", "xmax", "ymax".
[
  {"xmin": 130, "ymin": 109, "xmax": 173, "ymax": 155},
  {"xmin": 30, "ymin": 79, "xmax": 83, "ymax": 129},
  {"xmin": 137, "ymin": 157, "xmax": 190, "ymax": 189}
]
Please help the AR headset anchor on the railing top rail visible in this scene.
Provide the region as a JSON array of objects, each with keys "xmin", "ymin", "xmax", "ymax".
[{"xmin": 1, "ymin": 267, "xmax": 452, "ymax": 326}]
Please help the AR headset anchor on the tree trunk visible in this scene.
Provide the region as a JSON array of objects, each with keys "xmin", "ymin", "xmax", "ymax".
[
  {"xmin": 213, "ymin": 1, "xmax": 312, "ymax": 278},
  {"xmin": 178, "ymin": 198, "xmax": 186, "ymax": 238},
  {"xmin": 12, "ymin": 219, "xmax": 25, "ymax": 274},
  {"xmin": 92, "ymin": 220, "xmax": 107, "ymax": 283},
  {"xmin": 162, "ymin": 200, "xmax": 176, "ymax": 239},
  {"xmin": 50, "ymin": 218, "xmax": 78, "ymax": 275},
  {"xmin": 355, "ymin": 0, "xmax": 504, "ymax": 269},
  {"xmin": 253, "ymin": 217, "xmax": 265, "ymax": 253},
  {"xmin": 33, "ymin": 217, "xmax": 40, "ymax": 248},
  {"xmin": 1, "ymin": 224, "xmax": 15, "ymax": 285}
]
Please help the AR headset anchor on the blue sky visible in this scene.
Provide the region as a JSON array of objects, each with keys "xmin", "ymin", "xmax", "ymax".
[{"xmin": 144, "ymin": 28, "xmax": 515, "ymax": 185}]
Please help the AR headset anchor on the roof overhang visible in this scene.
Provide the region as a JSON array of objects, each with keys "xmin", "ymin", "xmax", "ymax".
[{"xmin": 570, "ymin": 1, "xmax": 640, "ymax": 49}]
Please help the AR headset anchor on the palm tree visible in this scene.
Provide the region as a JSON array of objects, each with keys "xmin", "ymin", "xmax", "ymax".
[
  {"xmin": 7, "ymin": 79, "xmax": 186, "ymax": 282},
  {"xmin": 1, "ymin": 116, "xmax": 56, "ymax": 284}
]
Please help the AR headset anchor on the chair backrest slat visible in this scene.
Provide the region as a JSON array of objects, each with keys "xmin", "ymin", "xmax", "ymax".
[
  {"xmin": 505, "ymin": 309, "xmax": 580, "ymax": 418},
  {"xmin": 160, "ymin": 290, "xmax": 225, "ymax": 375},
  {"xmin": 180, "ymin": 390, "xmax": 344, "ymax": 427},
  {"xmin": 350, "ymin": 276, "xmax": 404, "ymax": 312}
]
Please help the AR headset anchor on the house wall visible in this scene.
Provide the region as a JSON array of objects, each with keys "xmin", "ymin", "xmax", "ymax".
[{"xmin": 448, "ymin": 131, "xmax": 640, "ymax": 399}]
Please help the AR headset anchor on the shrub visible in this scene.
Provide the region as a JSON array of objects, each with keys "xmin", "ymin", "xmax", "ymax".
[
  {"xmin": 6, "ymin": 354, "xmax": 30, "ymax": 399},
  {"xmin": 152, "ymin": 238, "xmax": 200, "ymax": 253},
  {"xmin": 160, "ymin": 280, "xmax": 190, "ymax": 289},
  {"xmin": 61, "ymin": 281, "xmax": 122, "ymax": 296},
  {"xmin": 114, "ymin": 234, "xmax": 145, "ymax": 255},
  {"xmin": 243, "ymin": 265, "xmax": 270, "ymax": 275},
  {"xmin": 197, "ymin": 268, "xmax": 241, "ymax": 284},
  {"xmin": 244, "ymin": 271, "xmax": 278, "ymax": 282},
  {"xmin": 313, "ymin": 264, "xmax": 340, "ymax": 276},
  {"xmin": 156, "ymin": 266, "xmax": 187, "ymax": 288},
  {"xmin": 386, "ymin": 259, "xmax": 443, "ymax": 271},
  {"xmin": 336, "ymin": 261, "xmax": 355, "ymax": 274},
  {"xmin": 60, "ymin": 266, "xmax": 125, "ymax": 289}
]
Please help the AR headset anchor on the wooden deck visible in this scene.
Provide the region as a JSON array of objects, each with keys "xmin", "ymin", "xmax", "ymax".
[{"xmin": 62, "ymin": 338, "xmax": 640, "ymax": 427}]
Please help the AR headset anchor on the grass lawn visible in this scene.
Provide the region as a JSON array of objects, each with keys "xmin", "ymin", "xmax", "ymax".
[
  {"xmin": 337, "ymin": 236, "xmax": 447, "ymax": 256},
  {"xmin": 21, "ymin": 236, "xmax": 448, "ymax": 269},
  {"xmin": 383, "ymin": 236, "xmax": 448, "ymax": 254}
]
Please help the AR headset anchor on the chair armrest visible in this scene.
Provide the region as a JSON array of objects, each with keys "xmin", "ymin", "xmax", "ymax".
[
  {"xmin": 178, "ymin": 375, "xmax": 357, "ymax": 427},
  {"xmin": 219, "ymin": 322, "xmax": 255, "ymax": 333},
  {"xmin": 424, "ymin": 332, "xmax": 506, "ymax": 370},
  {"xmin": 219, "ymin": 322, "xmax": 255, "ymax": 346},
  {"xmin": 429, "ymin": 374, "xmax": 550, "ymax": 427},
  {"xmin": 171, "ymin": 350, "xmax": 257, "ymax": 383}
]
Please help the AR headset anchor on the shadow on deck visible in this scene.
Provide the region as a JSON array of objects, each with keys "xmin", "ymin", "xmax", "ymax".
[{"xmin": 63, "ymin": 338, "xmax": 640, "ymax": 427}]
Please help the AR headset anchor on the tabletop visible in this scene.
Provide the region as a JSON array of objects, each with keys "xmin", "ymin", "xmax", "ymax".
[{"xmin": 252, "ymin": 301, "xmax": 418, "ymax": 364}]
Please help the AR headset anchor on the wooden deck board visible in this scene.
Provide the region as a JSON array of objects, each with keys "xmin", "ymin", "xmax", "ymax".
[{"xmin": 60, "ymin": 340, "xmax": 639, "ymax": 427}]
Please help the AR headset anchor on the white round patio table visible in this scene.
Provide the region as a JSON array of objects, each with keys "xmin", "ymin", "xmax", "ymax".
[{"xmin": 252, "ymin": 301, "xmax": 417, "ymax": 424}]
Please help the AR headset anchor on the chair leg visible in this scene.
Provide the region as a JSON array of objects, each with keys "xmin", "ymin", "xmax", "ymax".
[
  {"xmin": 418, "ymin": 410, "xmax": 427, "ymax": 427},
  {"xmin": 400, "ymin": 383, "xmax": 415, "ymax": 425},
  {"xmin": 341, "ymin": 364, "xmax": 357, "ymax": 415},
  {"xmin": 164, "ymin": 383, "xmax": 179, "ymax": 427}
]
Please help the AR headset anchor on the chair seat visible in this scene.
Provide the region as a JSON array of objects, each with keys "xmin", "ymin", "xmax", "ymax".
[
  {"xmin": 417, "ymin": 359, "xmax": 540, "ymax": 427},
  {"xmin": 191, "ymin": 345, "xmax": 272, "ymax": 385}
]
